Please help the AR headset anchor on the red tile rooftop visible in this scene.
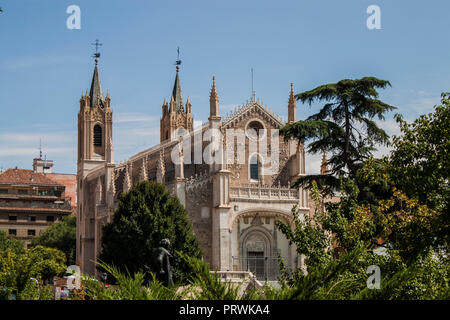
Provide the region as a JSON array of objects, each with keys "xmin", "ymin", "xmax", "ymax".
[{"xmin": 0, "ymin": 168, "xmax": 64, "ymax": 187}]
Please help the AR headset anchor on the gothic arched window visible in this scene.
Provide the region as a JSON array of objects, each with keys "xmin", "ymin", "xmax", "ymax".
[
  {"xmin": 94, "ymin": 124, "xmax": 102, "ymax": 147},
  {"xmin": 250, "ymin": 154, "xmax": 259, "ymax": 180},
  {"xmin": 246, "ymin": 120, "xmax": 264, "ymax": 141}
]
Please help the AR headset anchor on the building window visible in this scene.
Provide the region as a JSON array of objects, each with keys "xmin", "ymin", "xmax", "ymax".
[
  {"xmin": 28, "ymin": 216, "xmax": 36, "ymax": 222},
  {"xmin": 246, "ymin": 120, "xmax": 265, "ymax": 141},
  {"xmin": 8, "ymin": 215, "xmax": 17, "ymax": 221},
  {"xmin": 250, "ymin": 154, "xmax": 259, "ymax": 180},
  {"xmin": 28, "ymin": 229, "xmax": 36, "ymax": 236},
  {"xmin": 0, "ymin": 189, "xmax": 8, "ymax": 194},
  {"xmin": 46, "ymin": 216, "xmax": 55, "ymax": 222},
  {"xmin": 38, "ymin": 190, "xmax": 49, "ymax": 196},
  {"xmin": 8, "ymin": 229, "xmax": 16, "ymax": 236},
  {"xmin": 18, "ymin": 189, "xmax": 28, "ymax": 195},
  {"xmin": 94, "ymin": 124, "xmax": 102, "ymax": 147}
]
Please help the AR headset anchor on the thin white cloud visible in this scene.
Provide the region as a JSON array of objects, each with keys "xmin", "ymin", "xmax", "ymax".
[
  {"xmin": 0, "ymin": 147, "xmax": 74, "ymax": 157},
  {"xmin": 305, "ymin": 152, "xmax": 322, "ymax": 175},
  {"xmin": 113, "ymin": 112, "xmax": 158, "ymax": 123},
  {"xmin": 0, "ymin": 132, "xmax": 75, "ymax": 144},
  {"xmin": 407, "ymin": 96, "xmax": 440, "ymax": 115},
  {"xmin": 0, "ymin": 54, "xmax": 83, "ymax": 70}
]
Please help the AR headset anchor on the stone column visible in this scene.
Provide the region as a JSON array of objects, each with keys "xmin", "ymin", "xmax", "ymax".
[{"xmin": 212, "ymin": 169, "xmax": 232, "ymax": 271}]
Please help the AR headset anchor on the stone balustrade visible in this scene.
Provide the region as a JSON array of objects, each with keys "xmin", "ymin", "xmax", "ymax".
[{"xmin": 229, "ymin": 183, "xmax": 299, "ymax": 201}]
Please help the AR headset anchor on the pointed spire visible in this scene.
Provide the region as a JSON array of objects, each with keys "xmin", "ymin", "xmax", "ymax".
[
  {"xmin": 109, "ymin": 169, "xmax": 116, "ymax": 194},
  {"xmin": 186, "ymin": 96, "xmax": 191, "ymax": 114},
  {"xmin": 123, "ymin": 165, "xmax": 131, "ymax": 193},
  {"xmin": 162, "ymin": 99, "xmax": 168, "ymax": 114},
  {"xmin": 169, "ymin": 95, "xmax": 175, "ymax": 113},
  {"xmin": 171, "ymin": 67, "xmax": 183, "ymax": 112},
  {"xmin": 321, "ymin": 152, "xmax": 328, "ymax": 175},
  {"xmin": 288, "ymin": 82, "xmax": 297, "ymax": 123},
  {"xmin": 157, "ymin": 149, "xmax": 165, "ymax": 183},
  {"xmin": 209, "ymin": 76, "xmax": 220, "ymax": 119},
  {"xmin": 89, "ymin": 63, "xmax": 104, "ymax": 108},
  {"xmin": 139, "ymin": 157, "xmax": 148, "ymax": 182}
]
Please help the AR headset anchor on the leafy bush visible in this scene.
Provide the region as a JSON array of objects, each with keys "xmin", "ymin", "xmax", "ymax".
[{"xmin": 99, "ymin": 181, "xmax": 202, "ymax": 285}]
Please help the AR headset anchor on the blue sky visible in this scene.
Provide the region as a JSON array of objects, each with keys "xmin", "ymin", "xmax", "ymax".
[{"xmin": 0, "ymin": 0, "xmax": 449, "ymax": 174}]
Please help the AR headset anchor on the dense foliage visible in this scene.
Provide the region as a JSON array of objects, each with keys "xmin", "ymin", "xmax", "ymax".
[
  {"xmin": 0, "ymin": 230, "xmax": 24, "ymax": 254},
  {"xmin": 99, "ymin": 181, "xmax": 202, "ymax": 284},
  {"xmin": 31, "ymin": 215, "xmax": 76, "ymax": 265},
  {"xmin": 0, "ymin": 245, "xmax": 66, "ymax": 299},
  {"xmin": 275, "ymin": 92, "xmax": 449, "ymax": 299},
  {"xmin": 280, "ymin": 77, "xmax": 395, "ymax": 194}
]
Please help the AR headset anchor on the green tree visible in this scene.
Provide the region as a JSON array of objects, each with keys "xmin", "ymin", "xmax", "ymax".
[
  {"xmin": 276, "ymin": 183, "xmax": 332, "ymax": 268},
  {"xmin": 99, "ymin": 181, "xmax": 202, "ymax": 284},
  {"xmin": 389, "ymin": 93, "xmax": 449, "ymax": 250},
  {"xmin": 0, "ymin": 245, "xmax": 66, "ymax": 299},
  {"xmin": 280, "ymin": 77, "xmax": 396, "ymax": 194},
  {"xmin": 0, "ymin": 230, "xmax": 24, "ymax": 254},
  {"xmin": 31, "ymin": 215, "xmax": 76, "ymax": 265}
]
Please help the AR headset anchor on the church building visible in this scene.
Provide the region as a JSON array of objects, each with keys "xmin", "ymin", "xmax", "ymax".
[{"xmin": 76, "ymin": 57, "xmax": 315, "ymax": 280}]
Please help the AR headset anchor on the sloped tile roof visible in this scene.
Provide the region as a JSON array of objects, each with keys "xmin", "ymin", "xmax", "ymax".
[{"xmin": 0, "ymin": 169, "xmax": 64, "ymax": 187}]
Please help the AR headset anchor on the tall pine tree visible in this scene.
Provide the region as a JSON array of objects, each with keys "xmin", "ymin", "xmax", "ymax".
[{"xmin": 281, "ymin": 77, "xmax": 395, "ymax": 194}]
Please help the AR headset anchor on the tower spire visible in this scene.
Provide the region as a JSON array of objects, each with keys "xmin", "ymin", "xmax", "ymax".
[
  {"xmin": 251, "ymin": 68, "xmax": 256, "ymax": 102},
  {"xmin": 171, "ymin": 47, "xmax": 183, "ymax": 112},
  {"xmin": 288, "ymin": 82, "xmax": 297, "ymax": 123},
  {"xmin": 320, "ymin": 152, "xmax": 328, "ymax": 175},
  {"xmin": 89, "ymin": 40, "xmax": 104, "ymax": 107},
  {"xmin": 209, "ymin": 76, "xmax": 220, "ymax": 120}
]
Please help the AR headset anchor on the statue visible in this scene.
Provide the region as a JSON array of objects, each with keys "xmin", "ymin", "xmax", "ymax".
[{"xmin": 153, "ymin": 239, "xmax": 174, "ymax": 287}]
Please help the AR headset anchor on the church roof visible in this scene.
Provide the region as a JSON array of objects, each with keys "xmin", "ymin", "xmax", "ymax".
[
  {"xmin": 171, "ymin": 68, "xmax": 183, "ymax": 112},
  {"xmin": 0, "ymin": 168, "xmax": 64, "ymax": 187},
  {"xmin": 89, "ymin": 63, "xmax": 104, "ymax": 108},
  {"xmin": 222, "ymin": 99, "xmax": 285, "ymax": 129}
]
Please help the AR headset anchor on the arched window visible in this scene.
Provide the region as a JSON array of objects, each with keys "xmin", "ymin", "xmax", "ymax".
[
  {"xmin": 246, "ymin": 120, "xmax": 264, "ymax": 141},
  {"xmin": 94, "ymin": 124, "xmax": 102, "ymax": 147},
  {"xmin": 250, "ymin": 154, "xmax": 259, "ymax": 180}
]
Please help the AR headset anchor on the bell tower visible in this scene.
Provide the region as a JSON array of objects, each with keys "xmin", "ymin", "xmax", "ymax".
[
  {"xmin": 77, "ymin": 56, "xmax": 113, "ymax": 166},
  {"xmin": 160, "ymin": 48, "xmax": 193, "ymax": 142},
  {"xmin": 76, "ymin": 43, "xmax": 114, "ymax": 270}
]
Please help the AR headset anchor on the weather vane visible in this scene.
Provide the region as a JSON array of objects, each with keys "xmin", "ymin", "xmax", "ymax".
[
  {"xmin": 91, "ymin": 39, "xmax": 102, "ymax": 64},
  {"xmin": 174, "ymin": 46, "xmax": 182, "ymax": 71}
]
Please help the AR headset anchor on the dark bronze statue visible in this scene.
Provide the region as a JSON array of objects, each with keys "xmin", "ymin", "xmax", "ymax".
[{"xmin": 153, "ymin": 239, "xmax": 174, "ymax": 287}]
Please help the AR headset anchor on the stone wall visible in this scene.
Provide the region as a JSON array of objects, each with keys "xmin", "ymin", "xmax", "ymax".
[{"xmin": 185, "ymin": 179, "xmax": 213, "ymax": 265}]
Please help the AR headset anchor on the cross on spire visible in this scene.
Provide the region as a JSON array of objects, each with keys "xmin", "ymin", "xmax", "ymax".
[
  {"xmin": 91, "ymin": 39, "xmax": 102, "ymax": 64},
  {"xmin": 175, "ymin": 46, "xmax": 182, "ymax": 71}
]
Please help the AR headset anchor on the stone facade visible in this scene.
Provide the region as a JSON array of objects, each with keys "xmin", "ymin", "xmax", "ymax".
[{"xmin": 77, "ymin": 61, "xmax": 313, "ymax": 280}]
